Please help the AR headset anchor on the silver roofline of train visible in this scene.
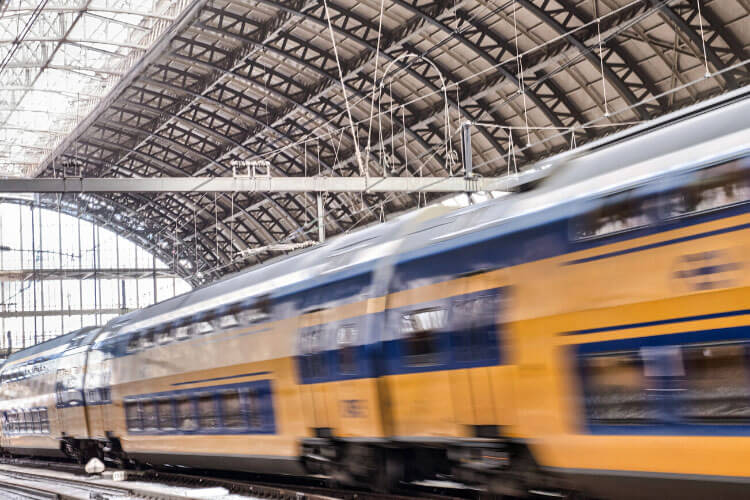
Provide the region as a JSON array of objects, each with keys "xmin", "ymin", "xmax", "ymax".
[{"xmin": 517, "ymin": 85, "xmax": 750, "ymax": 186}]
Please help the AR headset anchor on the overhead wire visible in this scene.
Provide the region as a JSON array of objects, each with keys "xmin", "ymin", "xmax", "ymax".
[
  {"xmin": 129, "ymin": 0, "xmax": 713, "ymax": 272},
  {"xmin": 111, "ymin": 0, "xmax": 739, "ymax": 278}
]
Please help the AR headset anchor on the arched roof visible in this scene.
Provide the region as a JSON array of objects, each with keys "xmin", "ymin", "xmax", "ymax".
[{"xmin": 17, "ymin": 0, "xmax": 750, "ymax": 285}]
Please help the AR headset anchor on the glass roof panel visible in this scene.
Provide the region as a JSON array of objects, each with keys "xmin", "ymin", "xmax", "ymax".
[{"xmin": 0, "ymin": 0, "xmax": 184, "ymax": 176}]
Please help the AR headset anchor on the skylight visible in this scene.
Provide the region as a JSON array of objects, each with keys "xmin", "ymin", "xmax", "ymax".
[{"xmin": 0, "ymin": 0, "xmax": 184, "ymax": 177}]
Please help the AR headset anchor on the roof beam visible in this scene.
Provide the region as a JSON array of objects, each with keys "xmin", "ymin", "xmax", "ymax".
[
  {"xmin": 0, "ymin": 175, "xmax": 525, "ymax": 193},
  {"xmin": 34, "ymin": 0, "xmax": 211, "ymax": 177},
  {"xmin": 516, "ymin": 0, "xmax": 655, "ymax": 120},
  {"xmin": 0, "ymin": 268, "xmax": 179, "ymax": 281}
]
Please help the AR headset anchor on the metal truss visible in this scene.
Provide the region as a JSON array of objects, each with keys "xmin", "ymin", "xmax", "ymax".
[
  {"xmin": 0, "ymin": 175, "xmax": 522, "ymax": 193},
  {"xmin": 0, "ymin": 268, "xmax": 178, "ymax": 281},
  {"xmin": 0, "ymin": 308, "xmax": 133, "ymax": 318},
  {"xmin": 0, "ymin": 0, "xmax": 184, "ymax": 175},
  {"xmin": 11, "ymin": 0, "xmax": 747, "ymax": 286}
]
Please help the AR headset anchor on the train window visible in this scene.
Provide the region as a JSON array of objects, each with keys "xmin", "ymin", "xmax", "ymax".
[
  {"xmin": 190, "ymin": 321, "xmax": 213, "ymax": 336},
  {"xmin": 237, "ymin": 307, "xmax": 269, "ymax": 325},
  {"xmin": 212, "ymin": 314, "xmax": 239, "ymax": 330},
  {"xmin": 221, "ymin": 390, "xmax": 246, "ymax": 429},
  {"xmin": 246, "ymin": 389, "xmax": 263, "ymax": 429},
  {"xmin": 14, "ymin": 411, "xmax": 22, "ymax": 434},
  {"xmin": 127, "ymin": 333, "xmax": 140, "ymax": 352},
  {"xmin": 142, "ymin": 400, "xmax": 158, "ymax": 430},
  {"xmin": 10, "ymin": 411, "xmax": 19, "ymax": 434},
  {"xmin": 579, "ymin": 351, "xmax": 656, "ymax": 424},
  {"xmin": 299, "ymin": 325, "xmax": 329, "ymax": 380},
  {"xmin": 39, "ymin": 408, "xmax": 49, "ymax": 433},
  {"xmin": 337, "ymin": 325, "xmax": 358, "ymax": 375},
  {"xmin": 20, "ymin": 410, "xmax": 29, "ymax": 433},
  {"xmin": 677, "ymin": 343, "xmax": 750, "ymax": 423},
  {"xmin": 573, "ymin": 189, "xmax": 656, "ymax": 240},
  {"xmin": 139, "ymin": 331, "xmax": 155, "ymax": 349},
  {"xmin": 98, "ymin": 386, "xmax": 111, "ymax": 403},
  {"xmin": 7, "ymin": 412, "xmax": 15, "ymax": 434},
  {"xmin": 125, "ymin": 401, "xmax": 142, "ymax": 430},
  {"xmin": 175, "ymin": 397, "xmax": 197, "ymax": 431},
  {"xmin": 451, "ymin": 291, "xmax": 502, "ymax": 363},
  {"xmin": 30, "ymin": 409, "xmax": 41, "ymax": 433},
  {"xmin": 198, "ymin": 394, "xmax": 219, "ymax": 429},
  {"xmin": 664, "ymin": 157, "xmax": 750, "ymax": 219},
  {"xmin": 10, "ymin": 411, "xmax": 17, "ymax": 434},
  {"xmin": 401, "ymin": 308, "xmax": 446, "ymax": 366},
  {"xmin": 156, "ymin": 329, "xmax": 172, "ymax": 345},
  {"xmin": 173, "ymin": 326, "xmax": 190, "ymax": 340},
  {"xmin": 27, "ymin": 409, "xmax": 35, "ymax": 433},
  {"xmin": 157, "ymin": 399, "xmax": 175, "ymax": 430}
]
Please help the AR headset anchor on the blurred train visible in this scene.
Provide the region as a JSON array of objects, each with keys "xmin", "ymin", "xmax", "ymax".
[{"xmin": 0, "ymin": 88, "xmax": 748, "ymax": 499}]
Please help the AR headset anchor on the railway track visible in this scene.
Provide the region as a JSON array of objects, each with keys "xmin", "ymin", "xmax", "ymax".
[
  {"xmin": 0, "ymin": 457, "xmax": 479, "ymax": 499},
  {"xmin": 0, "ymin": 467, "xmax": 159, "ymax": 499}
]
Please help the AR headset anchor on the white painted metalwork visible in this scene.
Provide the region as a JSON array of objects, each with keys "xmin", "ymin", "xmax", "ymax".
[
  {"xmin": 0, "ymin": 0, "xmax": 185, "ymax": 177},
  {"xmin": 0, "ymin": 175, "xmax": 535, "ymax": 193}
]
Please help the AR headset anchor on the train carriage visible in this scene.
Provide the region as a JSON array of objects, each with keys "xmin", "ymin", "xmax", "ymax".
[
  {"xmin": 0, "ymin": 88, "xmax": 747, "ymax": 499},
  {"xmin": 0, "ymin": 326, "xmax": 100, "ymax": 459}
]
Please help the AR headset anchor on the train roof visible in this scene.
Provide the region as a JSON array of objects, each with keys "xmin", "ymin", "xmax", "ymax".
[
  {"xmin": 543, "ymin": 86, "xmax": 750, "ymax": 191},
  {"xmin": 366, "ymin": 89, "xmax": 750, "ymax": 261},
  {"xmin": 94, "ymin": 204, "xmax": 451, "ymax": 337},
  {"xmin": 4, "ymin": 326, "xmax": 99, "ymax": 366}
]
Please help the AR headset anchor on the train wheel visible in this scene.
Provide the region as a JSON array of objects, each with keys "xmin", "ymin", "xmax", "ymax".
[{"xmin": 372, "ymin": 449, "xmax": 404, "ymax": 493}]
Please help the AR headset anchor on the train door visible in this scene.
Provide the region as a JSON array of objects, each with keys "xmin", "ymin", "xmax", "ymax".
[
  {"xmin": 381, "ymin": 292, "xmax": 459, "ymax": 437},
  {"xmin": 447, "ymin": 282, "xmax": 507, "ymax": 434},
  {"xmin": 54, "ymin": 356, "xmax": 89, "ymax": 438},
  {"xmin": 329, "ymin": 306, "xmax": 384, "ymax": 438},
  {"xmin": 297, "ymin": 309, "xmax": 336, "ymax": 434},
  {"xmin": 82, "ymin": 348, "xmax": 109, "ymax": 439}
]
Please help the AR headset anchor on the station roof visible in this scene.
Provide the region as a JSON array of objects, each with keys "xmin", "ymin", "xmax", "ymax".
[{"xmin": 3, "ymin": 0, "xmax": 748, "ymax": 286}]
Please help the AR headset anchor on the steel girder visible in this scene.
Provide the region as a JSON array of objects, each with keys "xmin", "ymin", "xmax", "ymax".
[
  {"xmin": 32, "ymin": 0, "xmax": 749, "ymax": 285},
  {"xmin": 650, "ymin": 0, "xmax": 744, "ymax": 89},
  {"xmin": 515, "ymin": 0, "xmax": 663, "ymax": 120}
]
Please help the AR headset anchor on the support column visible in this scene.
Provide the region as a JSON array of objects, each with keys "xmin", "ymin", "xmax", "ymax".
[
  {"xmin": 317, "ymin": 192, "xmax": 326, "ymax": 243},
  {"xmin": 152, "ymin": 253, "xmax": 157, "ymax": 304},
  {"xmin": 58, "ymin": 204, "xmax": 64, "ymax": 334},
  {"xmin": 20, "ymin": 206, "xmax": 26, "ymax": 348},
  {"xmin": 31, "ymin": 206, "xmax": 38, "ymax": 345},
  {"xmin": 39, "ymin": 209, "xmax": 45, "ymax": 342},
  {"xmin": 77, "ymin": 207, "xmax": 83, "ymax": 330},
  {"xmin": 461, "ymin": 122, "xmax": 473, "ymax": 178}
]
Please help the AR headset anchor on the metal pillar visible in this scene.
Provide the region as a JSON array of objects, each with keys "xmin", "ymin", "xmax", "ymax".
[
  {"xmin": 317, "ymin": 193, "xmax": 325, "ymax": 243},
  {"xmin": 0, "ymin": 210, "xmax": 4, "ymax": 351},
  {"xmin": 77, "ymin": 206, "xmax": 83, "ymax": 330},
  {"xmin": 152, "ymin": 253, "xmax": 157, "ymax": 304},
  {"xmin": 58, "ymin": 204, "xmax": 64, "ymax": 334},
  {"xmin": 19, "ymin": 205, "xmax": 25, "ymax": 348},
  {"xmin": 38, "ymin": 208, "xmax": 45, "ymax": 342},
  {"xmin": 31, "ymin": 205, "xmax": 38, "ymax": 345},
  {"xmin": 461, "ymin": 122, "xmax": 473, "ymax": 178}
]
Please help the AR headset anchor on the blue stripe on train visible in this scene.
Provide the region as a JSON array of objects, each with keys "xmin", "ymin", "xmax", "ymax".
[{"xmin": 565, "ymin": 309, "xmax": 750, "ymax": 336}]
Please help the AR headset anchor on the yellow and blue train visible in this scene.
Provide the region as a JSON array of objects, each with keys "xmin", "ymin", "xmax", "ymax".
[{"xmin": 0, "ymin": 88, "xmax": 748, "ymax": 499}]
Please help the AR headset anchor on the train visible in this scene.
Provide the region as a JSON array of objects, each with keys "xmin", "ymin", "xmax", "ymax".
[{"xmin": 0, "ymin": 87, "xmax": 748, "ymax": 499}]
